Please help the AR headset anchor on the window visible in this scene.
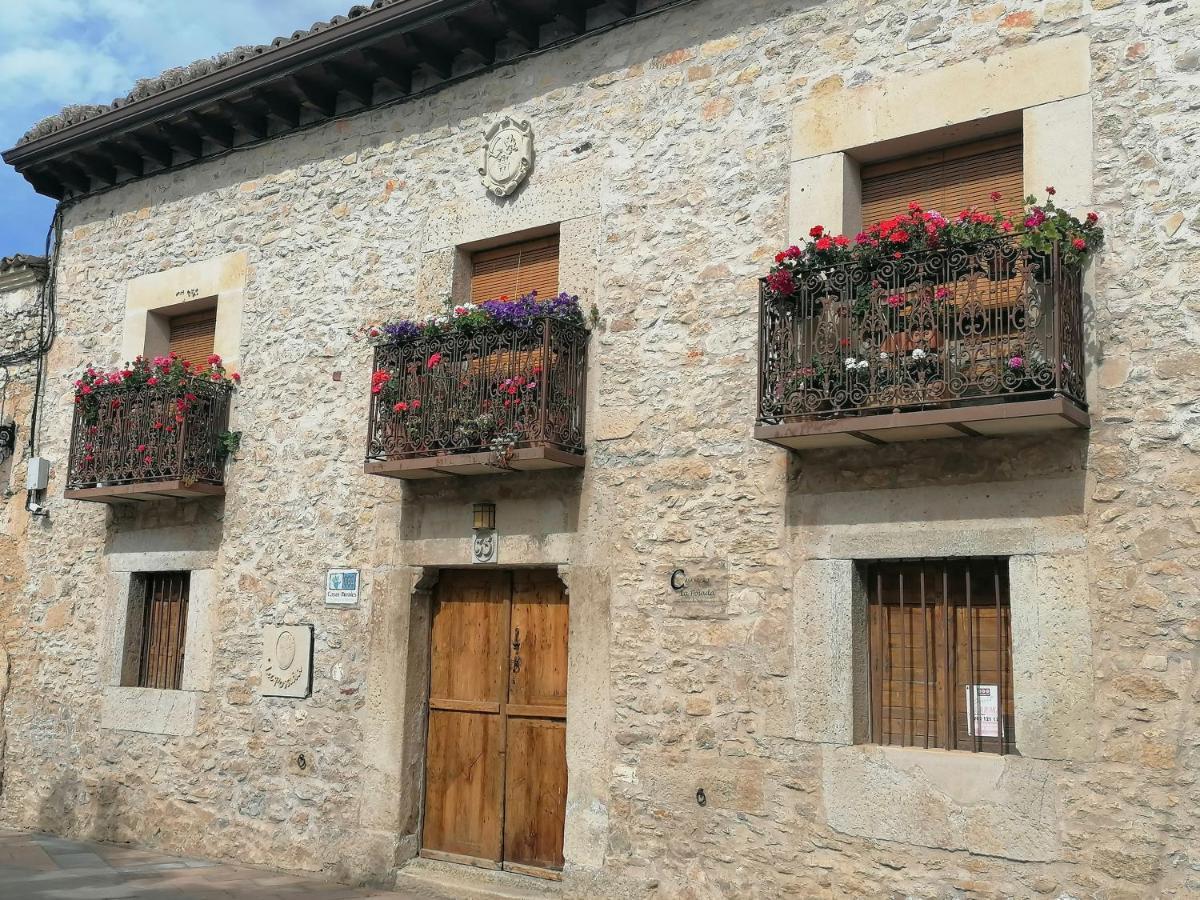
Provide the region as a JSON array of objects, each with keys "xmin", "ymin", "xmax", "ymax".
[
  {"xmin": 167, "ymin": 309, "xmax": 217, "ymax": 366},
  {"xmin": 470, "ymin": 234, "xmax": 560, "ymax": 304},
  {"xmin": 862, "ymin": 558, "xmax": 1014, "ymax": 754},
  {"xmin": 127, "ymin": 572, "xmax": 191, "ymax": 690},
  {"xmin": 860, "ymin": 133, "xmax": 1024, "ymax": 223}
]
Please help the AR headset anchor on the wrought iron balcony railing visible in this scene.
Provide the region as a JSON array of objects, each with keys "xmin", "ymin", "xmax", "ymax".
[
  {"xmin": 65, "ymin": 378, "xmax": 232, "ymax": 502},
  {"xmin": 365, "ymin": 316, "xmax": 588, "ymax": 478},
  {"xmin": 756, "ymin": 237, "xmax": 1089, "ymax": 449}
]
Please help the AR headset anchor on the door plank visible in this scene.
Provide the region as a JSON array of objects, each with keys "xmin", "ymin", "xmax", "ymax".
[
  {"xmin": 422, "ymin": 570, "xmax": 509, "ymax": 863},
  {"xmin": 503, "ymin": 570, "xmax": 568, "ymax": 871},
  {"xmin": 502, "ymin": 717, "xmax": 568, "ymax": 872},
  {"xmin": 508, "ymin": 570, "xmax": 568, "ymax": 711}
]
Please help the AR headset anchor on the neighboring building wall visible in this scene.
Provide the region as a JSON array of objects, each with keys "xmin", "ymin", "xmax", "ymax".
[
  {"xmin": 0, "ymin": 258, "xmax": 46, "ymax": 797},
  {"xmin": 0, "ymin": 1, "xmax": 1197, "ymax": 898}
]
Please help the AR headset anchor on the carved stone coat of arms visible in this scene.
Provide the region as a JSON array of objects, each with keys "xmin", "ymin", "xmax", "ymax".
[{"xmin": 479, "ymin": 117, "xmax": 534, "ymax": 197}]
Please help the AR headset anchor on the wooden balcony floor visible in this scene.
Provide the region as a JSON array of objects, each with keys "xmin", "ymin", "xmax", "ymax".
[
  {"xmin": 365, "ymin": 445, "xmax": 585, "ymax": 480},
  {"xmin": 63, "ymin": 480, "xmax": 225, "ymax": 504},
  {"xmin": 755, "ymin": 395, "xmax": 1089, "ymax": 451}
]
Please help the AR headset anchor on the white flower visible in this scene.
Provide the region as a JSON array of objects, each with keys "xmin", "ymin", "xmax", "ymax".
[
  {"xmin": 857, "ymin": 360, "xmax": 869, "ymax": 370},
  {"xmin": 911, "ymin": 348, "xmax": 927, "ymax": 361},
  {"xmin": 879, "ymin": 352, "xmax": 890, "ymax": 361},
  {"xmin": 844, "ymin": 357, "xmax": 858, "ymax": 369}
]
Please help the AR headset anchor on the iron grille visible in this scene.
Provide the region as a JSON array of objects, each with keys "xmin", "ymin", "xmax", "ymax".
[
  {"xmin": 66, "ymin": 377, "xmax": 232, "ymax": 490},
  {"xmin": 862, "ymin": 558, "xmax": 1014, "ymax": 755},
  {"xmin": 366, "ymin": 316, "xmax": 588, "ymax": 463},
  {"xmin": 758, "ymin": 237, "xmax": 1086, "ymax": 424},
  {"xmin": 136, "ymin": 572, "xmax": 190, "ymax": 691}
]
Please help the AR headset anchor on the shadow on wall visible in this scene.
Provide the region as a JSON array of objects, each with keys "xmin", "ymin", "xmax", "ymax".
[
  {"xmin": 38, "ymin": 775, "xmax": 123, "ymax": 843},
  {"xmin": 397, "ymin": 467, "xmax": 583, "ymax": 542},
  {"xmin": 102, "ymin": 498, "xmax": 226, "ymax": 557},
  {"xmin": 785, "ymin": 430, "xmax": 1089, "ymax": 530}
]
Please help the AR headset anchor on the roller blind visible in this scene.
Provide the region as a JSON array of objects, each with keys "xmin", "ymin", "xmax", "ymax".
[
  {"xmin": 168, "ymin": 309, "xmax": 217, "ymax": 366},
  {"xmin": 860, "ymin": 134, "xmax": 1024, "ymax": 225},
  {"xmin": 470, "ymin": 235, "xmax": 560, "ymax": 304}
]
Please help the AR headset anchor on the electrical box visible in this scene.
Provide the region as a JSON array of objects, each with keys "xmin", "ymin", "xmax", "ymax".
[{"xmin": 26, "ymin": 457, "xmax": 50, "ymax": 491}]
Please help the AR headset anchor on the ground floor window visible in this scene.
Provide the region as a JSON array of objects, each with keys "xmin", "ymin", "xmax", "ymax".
[
  {"xmin": 861, "ymin": 558, "xmax": 1014, "ymax": 754},
  {"xmin": 126, "ymin": 571, "xmax": 191, "ymax": 690}
]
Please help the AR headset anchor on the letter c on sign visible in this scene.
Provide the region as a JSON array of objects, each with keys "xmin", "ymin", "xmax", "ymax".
[{"xmin": 670, "ymin": 569, "xmax": 687, "ymax": 591}]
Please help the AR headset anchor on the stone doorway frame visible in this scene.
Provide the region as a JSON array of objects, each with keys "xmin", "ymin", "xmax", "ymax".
[{"xmin": 357, "ymin": 563, "xmax": 610, "ymax": 882}]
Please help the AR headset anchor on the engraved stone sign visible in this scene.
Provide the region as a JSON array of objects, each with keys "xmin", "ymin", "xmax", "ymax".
[
  {"xmin": 479, "ymin": 117, "xmax": 533, "ymax": 197},
  {"xmin": 262, "ymin": 625, "xmax": 313, "ymax": 698},
  {"xmin": 665, "ymin": 560, "xmax": 731, "ymax": 619}
]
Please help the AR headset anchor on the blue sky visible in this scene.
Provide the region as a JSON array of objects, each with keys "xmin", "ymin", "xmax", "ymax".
[{"xmin": 0, "ymin": 0, "xmax": 341, "ymax": 256}]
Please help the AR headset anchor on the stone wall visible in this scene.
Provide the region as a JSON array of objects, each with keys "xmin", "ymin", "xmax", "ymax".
[
  {"xmin": 0, "ymin": 0, "xmax": 1197, "ymax": 897},
  {"xmin": 0, "ymin": 263, "xmax": 46, "ymax": 799}
]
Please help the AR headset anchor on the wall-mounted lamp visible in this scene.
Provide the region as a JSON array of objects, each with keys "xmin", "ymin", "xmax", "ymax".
[{"xmin": 473, "ymin": 502, "xmax": 496, "ymax": 531}]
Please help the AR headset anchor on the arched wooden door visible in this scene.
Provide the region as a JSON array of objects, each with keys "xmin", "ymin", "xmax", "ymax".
[{"xmin": 421, "ymin": 569, "xmax": 568, "ymax": 880}]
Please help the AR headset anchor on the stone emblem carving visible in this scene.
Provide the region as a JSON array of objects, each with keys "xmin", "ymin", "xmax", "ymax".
[
  {"xmin": 262, "ymin": 624, "xmax": 313, "ymax": 698},
  {"xmin": 479, "ymin": 117, "xmax": 533, "ymax": 197}
]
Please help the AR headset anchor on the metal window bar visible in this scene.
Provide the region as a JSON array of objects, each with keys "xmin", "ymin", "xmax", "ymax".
[
  {"xmin": 863, "ymin": 558, "xmax": 1013, "ymax": 754},
  {"xmin": 137, "ymin": 572, "xmax": 190, "ymax": 690}
]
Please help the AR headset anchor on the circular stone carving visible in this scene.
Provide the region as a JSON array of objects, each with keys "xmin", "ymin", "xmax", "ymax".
[
  {"xmin": 276, "ymin": 630, "xmax": 296, "ymax": 671},
  {"xmin": 479, "ymin": 117, "xmax": 534, "ymax": 197}
]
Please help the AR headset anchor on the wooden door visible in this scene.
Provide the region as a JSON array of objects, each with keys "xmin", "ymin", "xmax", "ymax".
[{"xmin": 422, "ymin": 569, "xmax": 568, "ymax": 878}]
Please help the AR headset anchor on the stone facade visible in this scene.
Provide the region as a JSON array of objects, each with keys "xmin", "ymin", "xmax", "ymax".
[{"xmin": 1, "ymin": 0, "xmax": 1198, "ymax": 897}]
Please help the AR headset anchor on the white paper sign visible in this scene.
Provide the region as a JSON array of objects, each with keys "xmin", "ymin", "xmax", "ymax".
[
  {"xmin": 325, "ymin": 568, "xmax": 360, "ymax": 606},
  {"xmin": 965, "ymin": 684, "xmax": 1000, "ymax": 738}
]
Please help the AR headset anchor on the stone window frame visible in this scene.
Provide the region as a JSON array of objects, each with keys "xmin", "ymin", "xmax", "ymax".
[
  {"xmin": 791, "ymin": 546, "xmax": 1092, "ymax": 862},
  {"xmin": 120, "ymin": 251, "xmax": 248, "ymax": 374},
  {"xmin": 414, "ymin": 166, "xmax": 601, "ymax": 313},
  {"xmin": 787, "ymin": 34, "xmax": 1093, "ymax": 243},
  {"xmin": 100, "ymin": 551, "xmax": 217, "ymax": 736}
]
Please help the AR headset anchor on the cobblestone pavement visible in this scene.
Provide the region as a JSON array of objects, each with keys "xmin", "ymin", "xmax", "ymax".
[{"xmin": 0, "ymin": 829, "xmax": 430, "ymax": 900}]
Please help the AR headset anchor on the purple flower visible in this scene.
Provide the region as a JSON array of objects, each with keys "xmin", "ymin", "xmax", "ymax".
[
  {"xmin": 376, "ymin": 292, "xmax": 584, "ymax": 346},
  {"xmin": 1009, "ymin": 356, "xmax": 1024, "ymax": 369}
]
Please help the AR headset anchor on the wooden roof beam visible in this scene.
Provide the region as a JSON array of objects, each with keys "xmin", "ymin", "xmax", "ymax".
[
  {"xmin": 75, "ymin": 151, "xmax": 118, "ymax": 187},
  {"xmin": 100, "ymin": 141, "xmax": 146, "ymax": 176},
  {"xmin": 218, "ymin": 100, "xmax": 269, "ymax": 140},
  {"xmin": 55, "ymin": 160, "xmax": 92, "ymax": 194},
  {"xmin": 259, "ymin": 90, "xmax": 303, "ymax": 128},
  {"xmin": 361, "ymin": 47, "xmax": 413, "ymax": 95},
  {"xmin": 127, "ymin": 132, "xmax": 174, "ymax": 168},
  {"xmin": 186, "ymin": 111, "xmax": 235, "ymax": 149},
  {"xmin": 401, "ymin": 32, "xmax": 455, "ymax": 80},
  {"xmin": 556, "ymin": 0, "xmax": 589, "ymax": 35},
  {"xmin": 27, "ymin": 168, "xmax": 66, "ymax": 199},
  {"xmin": 323, "ymin": 61, "xmax": 375, "ymax": 106},
  {"xmin": 156, "ymin": 121, "xmax": 203, "ymax": 159},
  {"xmin": 489, "ymin": 1, "xmax": 541, "ymax": 49},
  {"xmin": 447, "ymin": 16, "xmax": 497, "ymax": 64},
  {"xmin": 289, "ymin": 75, "xmax": 339, "ymax": 117},
  {"xmin": 608, "ymin": 0, "xmax": 636, "ymax": 14}
]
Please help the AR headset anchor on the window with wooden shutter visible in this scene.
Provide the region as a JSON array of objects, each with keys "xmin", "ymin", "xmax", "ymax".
[
  {"xmin": 168, "ymin": 309, "xmax": 217, "ymax": 366},
  {"xmin": 860, "ymin": 133, "xmax": 1024, "ymax": 225},
  {"xmin": 470, "ymin": 235, "xmax": 560, "ymax": 304},
  {"xmin": 862, "ymin": 558, "xmax": 1014, "ymax": 755},
  {"xmin": 135, "ymin": 572, "xmax": 190, "ymax": 690}
]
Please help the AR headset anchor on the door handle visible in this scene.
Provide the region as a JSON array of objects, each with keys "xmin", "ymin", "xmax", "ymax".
[{"xmin": 511, "ymin": 627, "xmax": 521, "ymax": 674}]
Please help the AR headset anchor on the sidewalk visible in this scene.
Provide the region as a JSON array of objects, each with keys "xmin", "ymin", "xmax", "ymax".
[{"xmin": 0, "ymin": 829, "xmax": 431, "ymax": 900}]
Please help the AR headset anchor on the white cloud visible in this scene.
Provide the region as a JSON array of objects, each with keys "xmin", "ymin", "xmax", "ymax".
[{"xmin": 0, "ymin": 0, "xmax": 342, "ymax": 144}]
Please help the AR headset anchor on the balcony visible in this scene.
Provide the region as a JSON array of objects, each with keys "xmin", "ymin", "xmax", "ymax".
[
  {"xmin": 756, "ymin": 237, "xmax": 1088, "ymax": 450},
  {"xmin": 65, "ymin": 378, "xmax": 232, "ymax": 502},
  {"xmin": 365, "ymin": 315, "xmax": 588, "ymax": 479}
]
